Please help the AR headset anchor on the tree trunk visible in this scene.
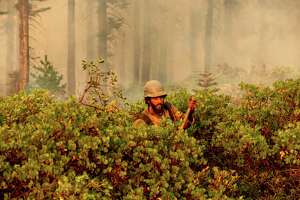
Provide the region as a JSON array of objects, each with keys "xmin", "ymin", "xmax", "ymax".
[
  {"xmin": 158, "ymin": 33, "xmax": 167, "ymax": 84},
  {"xmin": 158, "ymin": 3, "xmax": 168, "ymax": 84},
  {"xmin": 257, "ymin": 0, "xmax": 267, "ymax": 65},
  {"xmin": 189, "ymin": 1, "xmax": 202, "ymax": 72},
  {"xmin": 97, "ymin": 0, "xmax": 107, "ymax": 63},
  {"xmin": 86, "ymin": 0, "xmax": 95, "ymax": 60},
  {"xmin": 223, "ymin": 0, "xmax": 236, "ymax": 64},
  {"xmin": 17, "ymin": 0, "xmax": 30, "ymax": 91},
  {"xmin": 141, "ymin": 0, "xmax": 151, "ymax": 83},
  {"xmin": 6, "ymin": 0, "xmax": 16, "ymax": 73},
  {"xmin": 5, "ymin": 0, "xmax": 17, "ymax": 94},
  {"xmin": 151, "ymin": 26, "xmax": 159, "ymax": 80},
  {"xmin": 224, "ymin": 0, "xmax": 234, "ymax": 43},
  {"xmin": 132, "ymin": 0, "xmax": 141, "ymax": 84},
  {"xmin": 67, "ymin": 0, "xmax": 76, "ymax": 95},
  {"xmin": 204, "ymin": 0, "xmax": 214, "ymax": 73},
  {"xmin": 119, "ymin": 31, "xmax": 126, "ymax": 82}
]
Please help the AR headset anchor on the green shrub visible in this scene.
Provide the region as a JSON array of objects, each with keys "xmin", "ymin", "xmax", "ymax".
[
  {"xmin": 1, "ymin": 78, "xmax": 300, "ymax": 199},
  {"xmin": 0, "ymin": 90, "xmax": 212, "ymax": 199}
]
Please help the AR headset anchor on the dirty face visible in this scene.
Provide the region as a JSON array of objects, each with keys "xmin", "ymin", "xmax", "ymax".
[{"xmin": 149, "ymin": 96, "xmax": 165, "ymax": 113}]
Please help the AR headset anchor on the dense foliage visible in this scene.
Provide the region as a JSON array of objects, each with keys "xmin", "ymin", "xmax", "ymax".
[{"xmin": 1, "ymin": 78, "xmax": 300, "ymax": 199}]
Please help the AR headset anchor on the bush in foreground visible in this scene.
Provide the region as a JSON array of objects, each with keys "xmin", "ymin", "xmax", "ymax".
[{"xmin": 1, "ymin": 78, "xmax": 300, "ymax": 199}]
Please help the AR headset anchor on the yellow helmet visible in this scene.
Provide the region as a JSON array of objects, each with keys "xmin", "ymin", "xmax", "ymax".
[{"xmin": 144, "ymin": 80, "xmax": 167, "ymax": 98}]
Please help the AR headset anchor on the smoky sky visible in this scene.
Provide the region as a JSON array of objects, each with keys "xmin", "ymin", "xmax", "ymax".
[{"xmin": 1, "ymin": 0, "xmax": 300, "ymax": 96}]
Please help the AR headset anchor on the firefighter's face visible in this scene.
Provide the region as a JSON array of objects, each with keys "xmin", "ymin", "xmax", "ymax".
[{"xmin": 149, "ymin": 96, "xmax": 165, "ymax": 112}]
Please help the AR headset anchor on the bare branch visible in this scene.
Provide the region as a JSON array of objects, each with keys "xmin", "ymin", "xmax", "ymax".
[
  {"xmin": 0, "ymin": 11, "xmax": 8, "ymax": 15},
  {"xmin": 80, "ymin": 102, "xmax": 102, "ymax": 111},
  {"xmin": 79, "ymin": 85, "xmax": 92, "ymax": 103},
  {"xmin": 30, "ymin": 7, "xmax": 50, "ymax": 16}
]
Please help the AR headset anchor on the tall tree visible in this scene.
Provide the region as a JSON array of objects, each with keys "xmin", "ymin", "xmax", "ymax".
[
  {"xmin": 14, "ymin": 0, "xmax": 50, "ymax": 92},
  {"xmin": 132, "ymin": 0, "xmax": 141, "ymax": 84},
  {"xmin": 86, "ymin": 0, "xmax": 96, "ymax": 60},
  {"xmin": 5, "ymin": 0, "xmax": 17, "ymax": 94},
  {"xmin": 67, "ymin": 0, "xmax": 76, "ymax": 94},
  {"xmin": 158, "ymin": 33, "xmax": 167, "ymax": 84},
  {"xmin": 157, "ymin": 1, "xmax": 168, "ymax": 84},
  {"xmin": 118, "ymin": 31, "xmax": 126, "ymax": 82},
  {"xmin": 257, "ymin": 0, "xmax": 268, "ymax": 65},
  {"xmin": 17, "ymin": 0, "xmax": 30, "ymax": 91},
  {"xmin": 141, "ymin": 0, "xmax": 151, "ymax": 83},
  {"xmin": 106, "ymin": 0, "xmax": 129, "ymax": 70},
  {"xmin": 0, "ymin": 1, "xmax": 7, "ymax": 95},
  {"xmin": 223, "ymin": 0, "xmax": 238, "ymax": 64},
  {"xmin": 204, "ymin": 0, "xmax": 214, "ymax": 73},
  {"xmin": 189, "ymin": 0, "xmax": 202, "ymax": 72},
  {"xmin": 5, "ymin": 0, "xmax": 16, "ymax": 70},
  {"xmin": 97, "ymin": 0, "xmax": 107, "ymax": 63}
]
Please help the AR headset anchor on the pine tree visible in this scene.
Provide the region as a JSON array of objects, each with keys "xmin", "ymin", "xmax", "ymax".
[
  {"xmin": 197, "ymin": 72, "xmax": 217, "ymax": 89},
  {"xmin": 30, "ymin": 55, "xmax": 66, "ymax": 94}
]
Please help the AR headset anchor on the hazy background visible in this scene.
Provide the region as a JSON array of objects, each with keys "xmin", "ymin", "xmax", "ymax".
[{"xmin": 1, "ymin": 0, "xmax": 300, "ymax": 99}]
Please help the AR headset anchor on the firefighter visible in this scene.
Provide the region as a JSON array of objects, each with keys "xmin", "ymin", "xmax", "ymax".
[{"xmin": 133, "ymin": 80, "xmax": 196, "ymax": 129}]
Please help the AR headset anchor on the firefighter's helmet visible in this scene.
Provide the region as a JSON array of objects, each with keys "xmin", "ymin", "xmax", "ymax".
[{"xmin": 144, "ymin": 80, "xmax": 167, "ymax": 98}]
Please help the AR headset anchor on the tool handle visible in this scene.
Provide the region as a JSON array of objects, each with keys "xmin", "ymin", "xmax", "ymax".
[{"xmin": 180, "ymin": 107, "xmax": 191, "ymax": 130}]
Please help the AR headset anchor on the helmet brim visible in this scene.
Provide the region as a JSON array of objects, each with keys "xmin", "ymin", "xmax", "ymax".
[{"xmin": 145, "ymin": 91, "xmax": 167, "ymax": 98}]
